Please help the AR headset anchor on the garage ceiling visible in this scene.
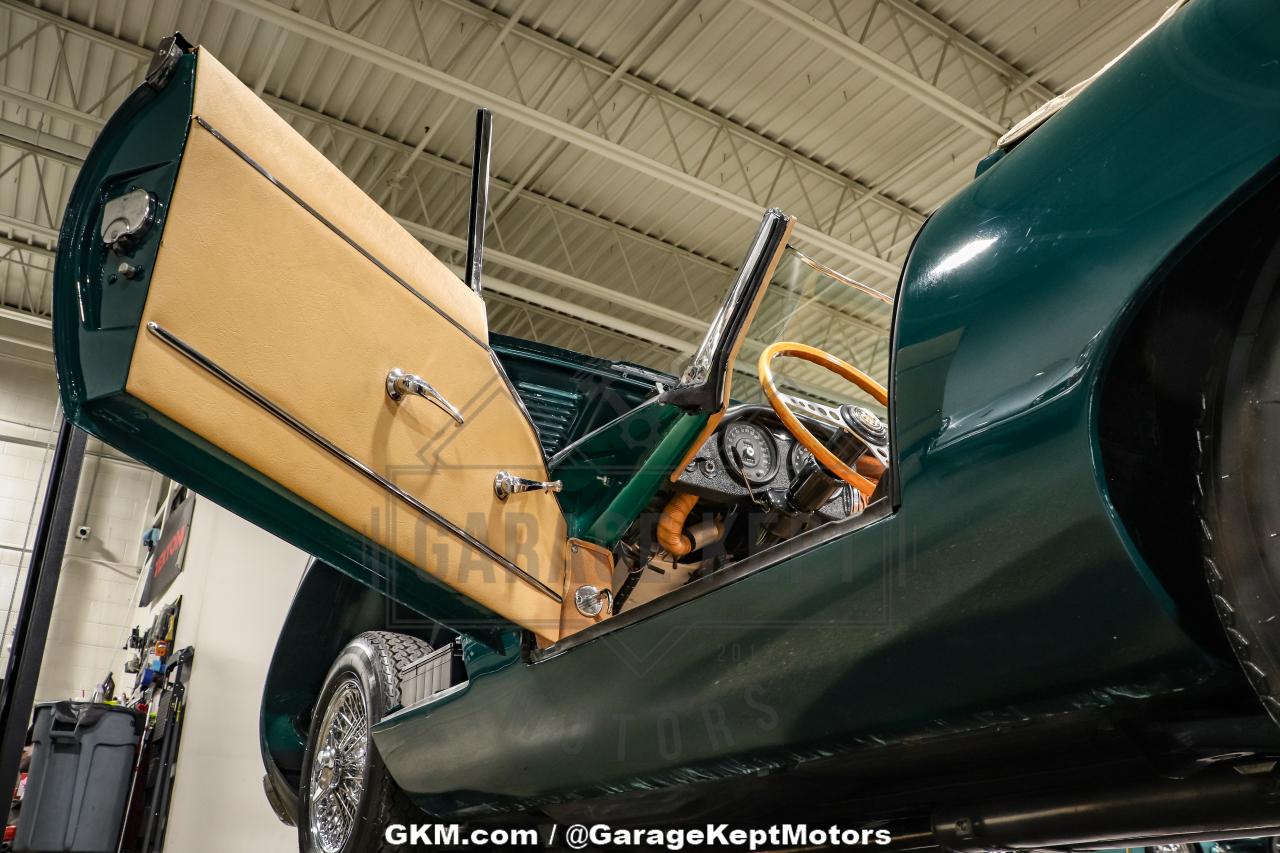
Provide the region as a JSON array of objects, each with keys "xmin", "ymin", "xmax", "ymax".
[{"xmin": 0, "ymin": 0, "xmax": 1171, "ymax": 383}]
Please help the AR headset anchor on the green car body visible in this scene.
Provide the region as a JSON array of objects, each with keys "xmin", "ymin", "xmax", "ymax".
[{"xmin": 52, "ymin": 0, "xmax": 1280, "ymax": 841}]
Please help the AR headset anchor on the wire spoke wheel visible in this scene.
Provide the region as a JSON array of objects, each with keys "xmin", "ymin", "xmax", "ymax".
[
  {"xmin": 309, "ymin": 679, "xmax": 369, "ymax": 853},
  {"xmin": 301, "ymin": 632, "xmax": 434, "ymax": 852}
]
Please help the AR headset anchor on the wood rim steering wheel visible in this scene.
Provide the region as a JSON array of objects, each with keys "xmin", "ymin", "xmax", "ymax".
[{"xmin": 757, "ymin": 341, "xmax": 888, "ymax": 499}]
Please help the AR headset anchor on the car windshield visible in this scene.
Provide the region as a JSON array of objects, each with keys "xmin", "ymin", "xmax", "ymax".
[{"xmin": 733, "ymin": 246, "xmax": 893, "ymax": 413}]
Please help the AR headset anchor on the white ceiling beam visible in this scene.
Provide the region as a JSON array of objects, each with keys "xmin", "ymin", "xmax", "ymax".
[
  {"xmin": 0, "ymin": 159, "xmax": 881, "ymax": 394},
  {"xmin": 0, "ymin": 148, "xmax": 877, "ymax": 354},
  {"xmin": 402, "ymin": 216, "xmax": 887, "ymax": 338},
  {"xmin": 0, "ymin": 212, "xmax": 59, "ymax": 245},
  {"xmin": 0, "ymin": 116, "xmax": 86, "ymax": 166},
  {"xmin": 213, "ymin": 0, "xmax": 901, "ymax": 279},
  {"xmin": 0, "ymin": 332, "xmax": 52, "ymax": 357},
  {"xmin": 384, "ymin": 0, "xmax": 536, "ymax": 191},
  {"xmin": 436, "ymin": 0, "xmax": 921, "ymax": 228},
  {"xmin": 485, "ymin": 0, "xmax": 693, "ymax": 224},
  {"xmin": 0, "ymin": 306, "xmax": 53, "ymax": 358},
  {"xmin": 0, "ymin": 125, "xmax": 710, "ymax": 351},
  {"xmin": 0, "ymin": 304, "xmax": 50, "ymax": 328},
  {"xmin": 0, "ymin": 233, "xmax": 54, "ymax": 260},
  {"xmin": 0, "ymin": 82, "xmax": 107, "ymax": 130},
  {"xmin": 399, "ymin": 218, "xmax": 712, "ymax": 336},
  {"xmin": 0, "ymin": 0, "xmax": 740, "ymax": 284},
  {"xmin": 0, "ymin": 205, "xmax": 697, "ymax": 355},
  {"xmin": 739, "ymin": 0, "xmax": 1006, "ymax": 139},
  {"xmin": 0, "ymin": 5, "xmax": 750, "ymax": 347},
  {"xmin": 0, "ymin": 122, "xmax": 89, "ymax": 160},
  {"xmin": 0, "ymin": 4, "xmax": 890, "ymax": 352},
  {"xmin": 876, "ymin": 0, "xmax": 1056, "ymax": 104},
  {"xmin": 476, "ymin": 279, "xmax": 695, "ymax": 355}
]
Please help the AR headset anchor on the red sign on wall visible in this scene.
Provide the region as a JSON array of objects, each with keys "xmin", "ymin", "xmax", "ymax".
[{"xmin": 139, "ymin": 489, "xmax": 194, "ymax": 607}]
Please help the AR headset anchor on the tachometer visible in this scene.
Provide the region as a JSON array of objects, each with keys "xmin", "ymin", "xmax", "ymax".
[
  {"xmin": 722, "ymin": 422, "xmax": 779, "ymax": 485},
  {"xmin": 789, "ymin": 441, "xmax": 816, "ymax": 476}
]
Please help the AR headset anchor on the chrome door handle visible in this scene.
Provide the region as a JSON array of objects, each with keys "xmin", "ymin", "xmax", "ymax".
[
  {"xmin": 386, "ymin": 368, "xmax": 464, "ymax": 425},
  {"xmin": 494, "ymin": 470, "xmax": 563, "ymax": 501}
]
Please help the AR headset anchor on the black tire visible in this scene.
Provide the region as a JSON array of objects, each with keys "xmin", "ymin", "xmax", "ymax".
[
  {"xmin": 298, "ymin": 631, "xmax": 432, "ymax": 853},
  {"xmin": 1200, "ymin": 235, "xmax": 1280, "ymax": 724}
]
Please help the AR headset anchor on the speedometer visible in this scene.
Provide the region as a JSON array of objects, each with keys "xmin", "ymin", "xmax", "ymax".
[{"xmin": 722, "ymin": 422, "xmax": 779, "ymax": 485}]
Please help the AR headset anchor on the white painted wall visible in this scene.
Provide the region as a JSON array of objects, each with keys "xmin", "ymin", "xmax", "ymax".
[
  {"xmin": 0, "ymin": 355, "xmax": 159, "ymax": 700},
  {"xmin": 1, "ymin": 353, "xmax": 308, "ymax": 851},
  {"xmin": 0, "ymin": 357, "xmax": 60, "ymax": 666}
]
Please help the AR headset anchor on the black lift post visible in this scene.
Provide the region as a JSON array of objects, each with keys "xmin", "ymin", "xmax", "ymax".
[{"xmin": 0, "ymin": 419, "xmax": 88, "ymax": 794}]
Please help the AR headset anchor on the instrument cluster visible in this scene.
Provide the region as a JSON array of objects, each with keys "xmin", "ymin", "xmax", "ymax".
[
  {"xmin": 675, "ymin": 403, "xmax": 856, "ymax": 523},
  {"xmin": 704, "ymin": 401, "xmax": 854, "ymax": 489},
  {"xmin": 719, "ymin": 419, "xmax": 827, "ymax": 487}
]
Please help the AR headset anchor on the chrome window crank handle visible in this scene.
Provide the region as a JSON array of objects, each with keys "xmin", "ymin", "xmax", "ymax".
[
  {"xmin": 386, "ymin": 368, "xmax": 464, "ymax": 425},
  {"xmin": 494, "ymin": 470, "xmax": 563, "ymax": 501}
]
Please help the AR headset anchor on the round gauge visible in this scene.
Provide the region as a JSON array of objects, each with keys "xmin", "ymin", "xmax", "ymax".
[
  {"xmin": 722, "ymin": 422, "xmax": 779, "ymax": 485},
  {"xmin": 789, "ymin": 441, "xmax": 815, "ymax": 476}
]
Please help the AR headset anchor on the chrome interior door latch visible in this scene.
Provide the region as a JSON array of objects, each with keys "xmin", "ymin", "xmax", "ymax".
[
  {"xmin": 494, "ymin": 471, "xmax": 563, "ymax": 501},
  {"xmin": 386, "ymin": 368, "xmax": 464, "ymax": 425}
]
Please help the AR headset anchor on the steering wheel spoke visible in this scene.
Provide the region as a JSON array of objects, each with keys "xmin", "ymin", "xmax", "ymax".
[
  {"xmin": 865, "ymin": 442, "xmax": 890, "ymax": 469},
  {"xmin": 778, "ymin": 393, "xmax": 844, "ymax": 430}
]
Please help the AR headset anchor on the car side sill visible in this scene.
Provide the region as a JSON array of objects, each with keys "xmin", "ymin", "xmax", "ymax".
[{"xmin": 531, "ymin": 497, "xmax": 896, "ymax": 663}]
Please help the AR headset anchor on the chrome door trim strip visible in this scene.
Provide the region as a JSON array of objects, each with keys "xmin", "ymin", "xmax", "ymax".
[
  {"xmin": 190, "ymin": 113, "xmax": 555, "ymax": 471},
  {"xmin": 191, "ymin": 116, "xmax": 488, "ymax": 352},
  {"xmin": 145, "ymin": 321, "xmax": 562, "ymax": 603},
  {"xmin": 487, "ymin": 350, "xmax": 553, "ymax": 471},
  {"xmin": 192, "ymin": 115, "xmax": 557, "ymax": 473}
]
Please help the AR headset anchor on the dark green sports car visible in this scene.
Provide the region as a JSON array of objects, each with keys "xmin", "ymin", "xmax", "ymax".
[{"xmin": 52, "ymin": 0, "xmax": 1280, "ymax": 849}]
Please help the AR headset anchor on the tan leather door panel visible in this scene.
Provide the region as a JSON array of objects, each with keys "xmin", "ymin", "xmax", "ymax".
[{"xmin": 126, "ymin": 49, "xmax": 566, "ymax": 641}]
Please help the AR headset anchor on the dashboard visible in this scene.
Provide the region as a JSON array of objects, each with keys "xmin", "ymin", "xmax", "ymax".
[{"xmin": 674, "ymin": 404, "xmax": 857, "ymax": 522}]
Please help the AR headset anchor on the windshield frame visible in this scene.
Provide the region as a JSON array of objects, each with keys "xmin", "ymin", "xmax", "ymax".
[{"xmin": 660, "ymin": 208, "xmax": 793, "ymax": 412}]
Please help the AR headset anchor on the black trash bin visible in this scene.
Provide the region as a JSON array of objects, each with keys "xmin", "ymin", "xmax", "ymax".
[{"xmin": 14, "ymin": 701, "xmax": 144, "ymax": 853}]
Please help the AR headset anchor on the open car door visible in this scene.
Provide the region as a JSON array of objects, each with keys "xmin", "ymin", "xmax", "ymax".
[{"xmin": 53, "ymin": 38, "xmax": 569, "ymax": 644}]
